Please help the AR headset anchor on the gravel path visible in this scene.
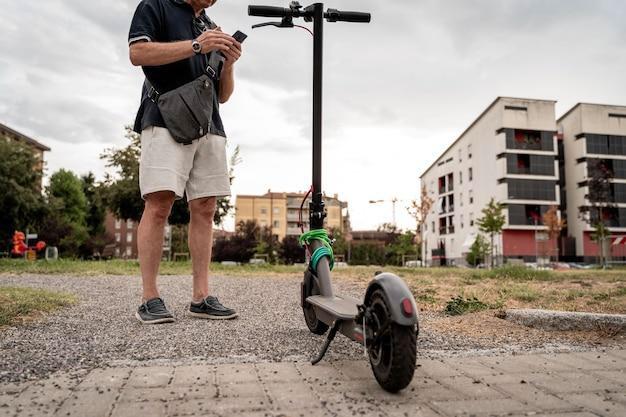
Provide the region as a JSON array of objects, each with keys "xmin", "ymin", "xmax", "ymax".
[{"xmin": 1, "ymin": 273, "xmax": 623, "ymax": 383}]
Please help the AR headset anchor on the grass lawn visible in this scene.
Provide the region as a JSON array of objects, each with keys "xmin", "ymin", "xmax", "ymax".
[
  {"xmin": 0, "ymin": 286, "xmax": 77, "ymax": 327},
  {"xmin": 1, "ymin": 259, "xmax": 625, "ymax": 315}
]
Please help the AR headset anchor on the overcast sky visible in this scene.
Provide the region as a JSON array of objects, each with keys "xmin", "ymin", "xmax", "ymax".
[{"xmin": 1, "ymin": 0, "xmax": 625, "ymax": 231}]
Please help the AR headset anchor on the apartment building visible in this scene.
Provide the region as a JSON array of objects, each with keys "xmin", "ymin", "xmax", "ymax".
[
  {"xmin": 1, "ymin": 122, "xmax": 50, "ymax": 189},
  {"xmin": 420, "ymin": 97, "xmax": 560, "ymax": 265},
  {"xmin": 235, "ymin": 191, "xmax": 350, "ymax": 240},
  {"xmin": 558, "ymin": 103, "xmax": 626, "ymax": 260}
]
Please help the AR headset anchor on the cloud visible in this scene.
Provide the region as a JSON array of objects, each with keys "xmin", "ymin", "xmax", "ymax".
[{"xmin": 1, "ymin": 0, "xmax": 625, "ymax": 230}]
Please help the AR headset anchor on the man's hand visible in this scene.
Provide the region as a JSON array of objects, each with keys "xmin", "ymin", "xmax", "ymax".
[
  {"xmin": 196, "ymin": 29, "xmax": 234, "ymax": 54},
  {"xmin": 222, "ymin": 40, "xmax": 242, "ymax": 69}
]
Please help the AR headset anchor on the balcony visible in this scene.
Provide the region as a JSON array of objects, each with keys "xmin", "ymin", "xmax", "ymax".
[{"xmin": 501, "ymin": 128, "xmax": 554, "ymax": 152}]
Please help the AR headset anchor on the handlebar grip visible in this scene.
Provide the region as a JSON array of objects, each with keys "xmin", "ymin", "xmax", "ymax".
[
  {"xmin": 248, "ymin": 5, "xmax": 291, "ymax": 18},
  {"xmin": 328, "ymin": 10, "xmax": 371, "ymax": 23}
]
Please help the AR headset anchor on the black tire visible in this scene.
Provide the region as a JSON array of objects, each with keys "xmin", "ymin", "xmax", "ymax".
[
  {"xmin": 302, "ymin": 271, "xmax": 329, "ymax": 335},
  {"xmin": 367, "ymin": 289, "xmax": 417, "ymax": 392}
]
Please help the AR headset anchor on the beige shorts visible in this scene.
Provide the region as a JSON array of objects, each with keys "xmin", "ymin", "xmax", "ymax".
[{"xmin": 139, "ymin": 126, "xmax": 231, "ymax": 201}]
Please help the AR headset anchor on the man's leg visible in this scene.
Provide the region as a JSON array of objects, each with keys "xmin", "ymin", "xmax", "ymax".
[
  {"xmin": 187, "ymin": 196, "xmax": 237, "ymax": 319},
  {"xmin": 187, "ymin": 196, "xmax": 217, "ymax": 301},
  {"xmin": 138, "ymin": 191, "xmax": 176, "ymax": 301}
]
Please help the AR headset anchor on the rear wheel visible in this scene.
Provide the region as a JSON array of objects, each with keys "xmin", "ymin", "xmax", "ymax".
[
  {"xmin": 367, "ymin": 288, "xmax": 417, "ymax": 392},
  {"xmin": 302, "ymin": 271, "xmax": 329, "ymax": 335}
]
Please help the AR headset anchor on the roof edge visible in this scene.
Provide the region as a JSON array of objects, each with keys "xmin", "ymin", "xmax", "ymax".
[
  {"xmin": 557, "ymin": 102, "xmax": 626, "ymax": 123},
  {"xmin": 0, "ymin": 122, "xmax": 51, "ymax": 151},
  {"xmin": 419, "ymin": 96, "xmax": 557, "ymax": 179}
]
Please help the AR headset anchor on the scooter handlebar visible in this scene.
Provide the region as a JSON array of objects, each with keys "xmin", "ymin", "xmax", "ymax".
[
  {"xmin": 325, "ymin": 9, "xmax": 371, "ymax": 23},
  {"xmin": 248, "ymin": 5, "xmax": 292, "ymax": 18}
]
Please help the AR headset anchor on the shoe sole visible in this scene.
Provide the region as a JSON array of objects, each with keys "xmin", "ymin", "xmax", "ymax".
[
  {"xmin": 135, "ymin": 312, "xmax": 176, "ymax": 324},
  {"xmin": 188, "ymin": 311, "xmax": 239, "ymax": 320}
]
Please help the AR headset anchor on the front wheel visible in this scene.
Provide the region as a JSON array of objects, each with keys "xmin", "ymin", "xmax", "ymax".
[
  {"xmin": 302, "ymin": 271, "xmax": 329, "ymax": 335},
  {"xmin": 367, "ymin": 289, "xmax": 417, "ymax": 392}
]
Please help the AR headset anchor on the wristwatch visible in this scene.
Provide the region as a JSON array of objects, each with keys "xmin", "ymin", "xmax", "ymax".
[{"xmin": 191, "ymin": 39, "xmax": 202, "ymax": 55}]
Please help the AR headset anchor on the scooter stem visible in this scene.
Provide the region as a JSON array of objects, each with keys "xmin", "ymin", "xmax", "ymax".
[{"xmin": 309, "ymin": 2, "xmax": 326, "ymax": 230}]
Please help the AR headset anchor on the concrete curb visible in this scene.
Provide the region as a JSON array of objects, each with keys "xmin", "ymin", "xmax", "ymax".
[{"xmin": 504, "ymin": 308, "xmax": 626, "ymax": 332}]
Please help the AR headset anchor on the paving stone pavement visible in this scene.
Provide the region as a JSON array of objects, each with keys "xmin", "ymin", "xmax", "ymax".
[{"xmin": 1, "ymin": 349, "xmax": 625, "ymax": 417}]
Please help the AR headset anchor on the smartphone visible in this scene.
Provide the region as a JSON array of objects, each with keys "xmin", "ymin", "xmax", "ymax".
[{"xmin": 232, "ymin": 30, "xmax": 248, "ymax": 43}]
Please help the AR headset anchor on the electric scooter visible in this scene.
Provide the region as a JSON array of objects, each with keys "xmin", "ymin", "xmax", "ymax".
[{"xmin": 249, "ymin": 2, "xmax": 419, "ymax": 392}]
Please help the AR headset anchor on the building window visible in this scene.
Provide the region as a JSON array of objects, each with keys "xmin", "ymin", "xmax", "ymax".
[
  {"xmin": 127, "ymin": 220, "xmax": 134, "ymax": 229},
  {"xmin": 507, "ymin": 179, "xmax": 556, "ymax": 201},
  {"xmin": 469, "ymin": 190, "xmax": 474, "ymax": 204},
  {"xmin": 114, "ymin": 248, "xmax": 120, "ymax": 257},
  {"xmin": 126, "ymin": 247, "xmax": 132, "ymax": 257},
  {"xmin": 460, "ymin": 214, "xmax": 464, "ymax": 229},
  {"xmin": 470, "ymin": 213, "xmax": 474, "ymax": 227},
  {"xmin": 508, "ymin": 204, "xmax": 548, "ymax": 226},
  {"xmin": 115, "ymin": 219, "xmax": 121, "ymax": 229},
  {"xmin": 260, "ymin": 208, "xmax": 267, "ymax": 215},
  {"xmin": 273, "ymin": 207, "xmax": 280, "ymax": 214},
  {"xmin": 458, "ymin": 148, "xmax": 462, "ymax": 162},
  {"xmin": 468, "ymin": 144, "xmax": 472, "ymax": 159},
  {"xmin": 431, "ymin": 221, "xmax": 435, "ymax": 234},
  {"xmin": 586, "ymin": 134, "xmax": 626, "ymax": 156},
  {"xmin": 460, "ymin": 192, "xmax": 463, "ymax": 207},
  {"xmin": 506, "ymin": 154, "xmax": 554, "ymax": 176},
  {"xmin": 459, "ymin": 171, "xmax": 463, "ymax": 184},
  {"xmin": 468, "ymin": 167, "xmax": 473, "ymax": 181},
  {"xmin": 127, "ymin": 234, "xmax": 132, "ymax": 243},
  {"xmin": 504, "ymin": 128, "xmax": 554, "ymax": 152},
  {"xmin": 273, "ymin": 220, "xmax": 280, "ymax": 228},
  {"xmin": 115, "ymin": 233, "xmax": 121, "ymax": 243}
]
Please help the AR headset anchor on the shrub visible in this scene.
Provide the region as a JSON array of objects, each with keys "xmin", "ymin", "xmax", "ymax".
[{"xmin": 444, "ymin": 295, "xmax": 488, "ymax": 316}]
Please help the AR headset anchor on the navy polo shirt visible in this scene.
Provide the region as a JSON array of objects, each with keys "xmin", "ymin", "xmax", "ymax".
[{"xmin": 129, "ymin": 0, "xmax": 226, "ymax": 137}]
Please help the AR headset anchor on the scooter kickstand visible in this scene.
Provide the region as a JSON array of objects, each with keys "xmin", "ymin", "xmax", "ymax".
[{"xmin": 311, "ymin": 320, "xmax": 340, "ymax": 365}]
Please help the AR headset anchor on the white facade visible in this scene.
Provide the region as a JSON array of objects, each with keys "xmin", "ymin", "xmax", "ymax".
[
  {"xmin": 558, "ymin": 103, "xmax": 626, "ymax": 258},
  {"xmin": 420, "ymin": 97, "xmax": 559, "ymax": 265}
]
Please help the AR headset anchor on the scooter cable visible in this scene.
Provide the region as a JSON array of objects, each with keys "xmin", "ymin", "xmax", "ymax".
[{"xmin": 299, "ymin": 229, "xmax": 335, "ymax": 272}]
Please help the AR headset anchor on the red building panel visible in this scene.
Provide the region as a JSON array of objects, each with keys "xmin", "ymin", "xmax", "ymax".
[{"xmin": 502, "ymin": 230, "xmax": 555, "ymax": 257}]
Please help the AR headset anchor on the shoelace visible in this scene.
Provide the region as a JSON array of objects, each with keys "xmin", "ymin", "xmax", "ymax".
[
  {"xmin": 204, "ymin": 296, "xmax": 229, "ymax": 311},
  {"xmin": 146, "ymin": 298, "xmax": 169, "ymax": 314}
]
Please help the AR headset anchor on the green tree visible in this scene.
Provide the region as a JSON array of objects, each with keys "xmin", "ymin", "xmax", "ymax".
[
  {"xmin": 0, "ymin": 139, "xmax": 45, "ymax": 251},
  {"xmin": 79, "ymin": 173, "xmax": 111, "ymax": 258},
  {"xmin": 39, "ymin": 169, "xmax": 89, "ymax": 257},
  {"xmin": 212, "ymin": 220, "xmax": 258, "ymax": 263},
  {"xmin": 328, "ymin": 227, "xmax": 348, "ymax": 260},
  {"xmin": 579, "ymin": 159, "xmax": 614, "ymax": 268},
  {"xmin": 350, "ymin": 243, "xmax": 385, "ymax": 266},
  {"xmin": 466, "ymin": 234, "xmax": 490, "ymax": 267},
  {"xmin": 476, "ymin": 198, "xmax": 505, "ymax": 268},
  {"xmin": 385, "ymin": 231, "xmax": 418, "ymax": 266},
  {"xmin": 278, "ymin": 235, "xmax": 305, "ymax": 264},
  {"xmin": 255, "ymin": 225, "xmax": 278, "ymax": 264}
]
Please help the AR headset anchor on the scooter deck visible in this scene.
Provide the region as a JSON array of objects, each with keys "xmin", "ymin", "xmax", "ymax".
[{"xmin": 306, "ymin": 295, "xmax": 359, "ymax": 320}]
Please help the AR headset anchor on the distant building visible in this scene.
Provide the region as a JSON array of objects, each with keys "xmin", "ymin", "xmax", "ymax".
[
  {"xmin": 350, "ymin": 230, "xmax": 391, "ymax": 247},
  {"xmin": 420, "ymin": 97, "xmax": 560, "ymax": 265},
  {"xmin": 558, "ymin": 103, "xmax": 626, "ymax": 260},
  {"xmin": 1, "ymin": 122, "xmax": 50, "ymax": 189},
  {"xmin": 235, "ymin": 191, "xmax": 350, "ymax": 240},
  {"xmin": 104, "ymin": 211, "xmax": 140, "ymax": 259}
]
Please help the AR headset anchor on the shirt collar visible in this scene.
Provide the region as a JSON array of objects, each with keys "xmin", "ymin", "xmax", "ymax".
[{"xmin": 170, "ymin": 0, "xmax": 208, "ymax": 17}]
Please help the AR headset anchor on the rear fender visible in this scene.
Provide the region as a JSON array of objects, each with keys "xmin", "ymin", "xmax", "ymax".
[{"xmin": 364, "ymin": 272, "xmax": 418, "ymax": 326}]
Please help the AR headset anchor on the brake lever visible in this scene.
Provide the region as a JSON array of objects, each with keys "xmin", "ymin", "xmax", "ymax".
[
  {"xmin": 252, "ymin": 15, "xmax": 295, "ymax": 30},
  {"xmin": 252, "ymin": 21, "xmax": 294, "ymax": 29}
]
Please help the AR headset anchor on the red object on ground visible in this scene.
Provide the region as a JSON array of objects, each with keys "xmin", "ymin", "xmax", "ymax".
[{"xmin": 11, "ymin": 231, "xmax": 28, "ymax": 256}]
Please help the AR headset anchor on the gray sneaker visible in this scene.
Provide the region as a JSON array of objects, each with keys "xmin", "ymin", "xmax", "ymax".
[
  {"xmin": 135, "ymin": 298, "xmax": 175, "ymax": 324},
  {"xmin": 189, "ymin": 296, "xmax": 238, "ymax": 320}
]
